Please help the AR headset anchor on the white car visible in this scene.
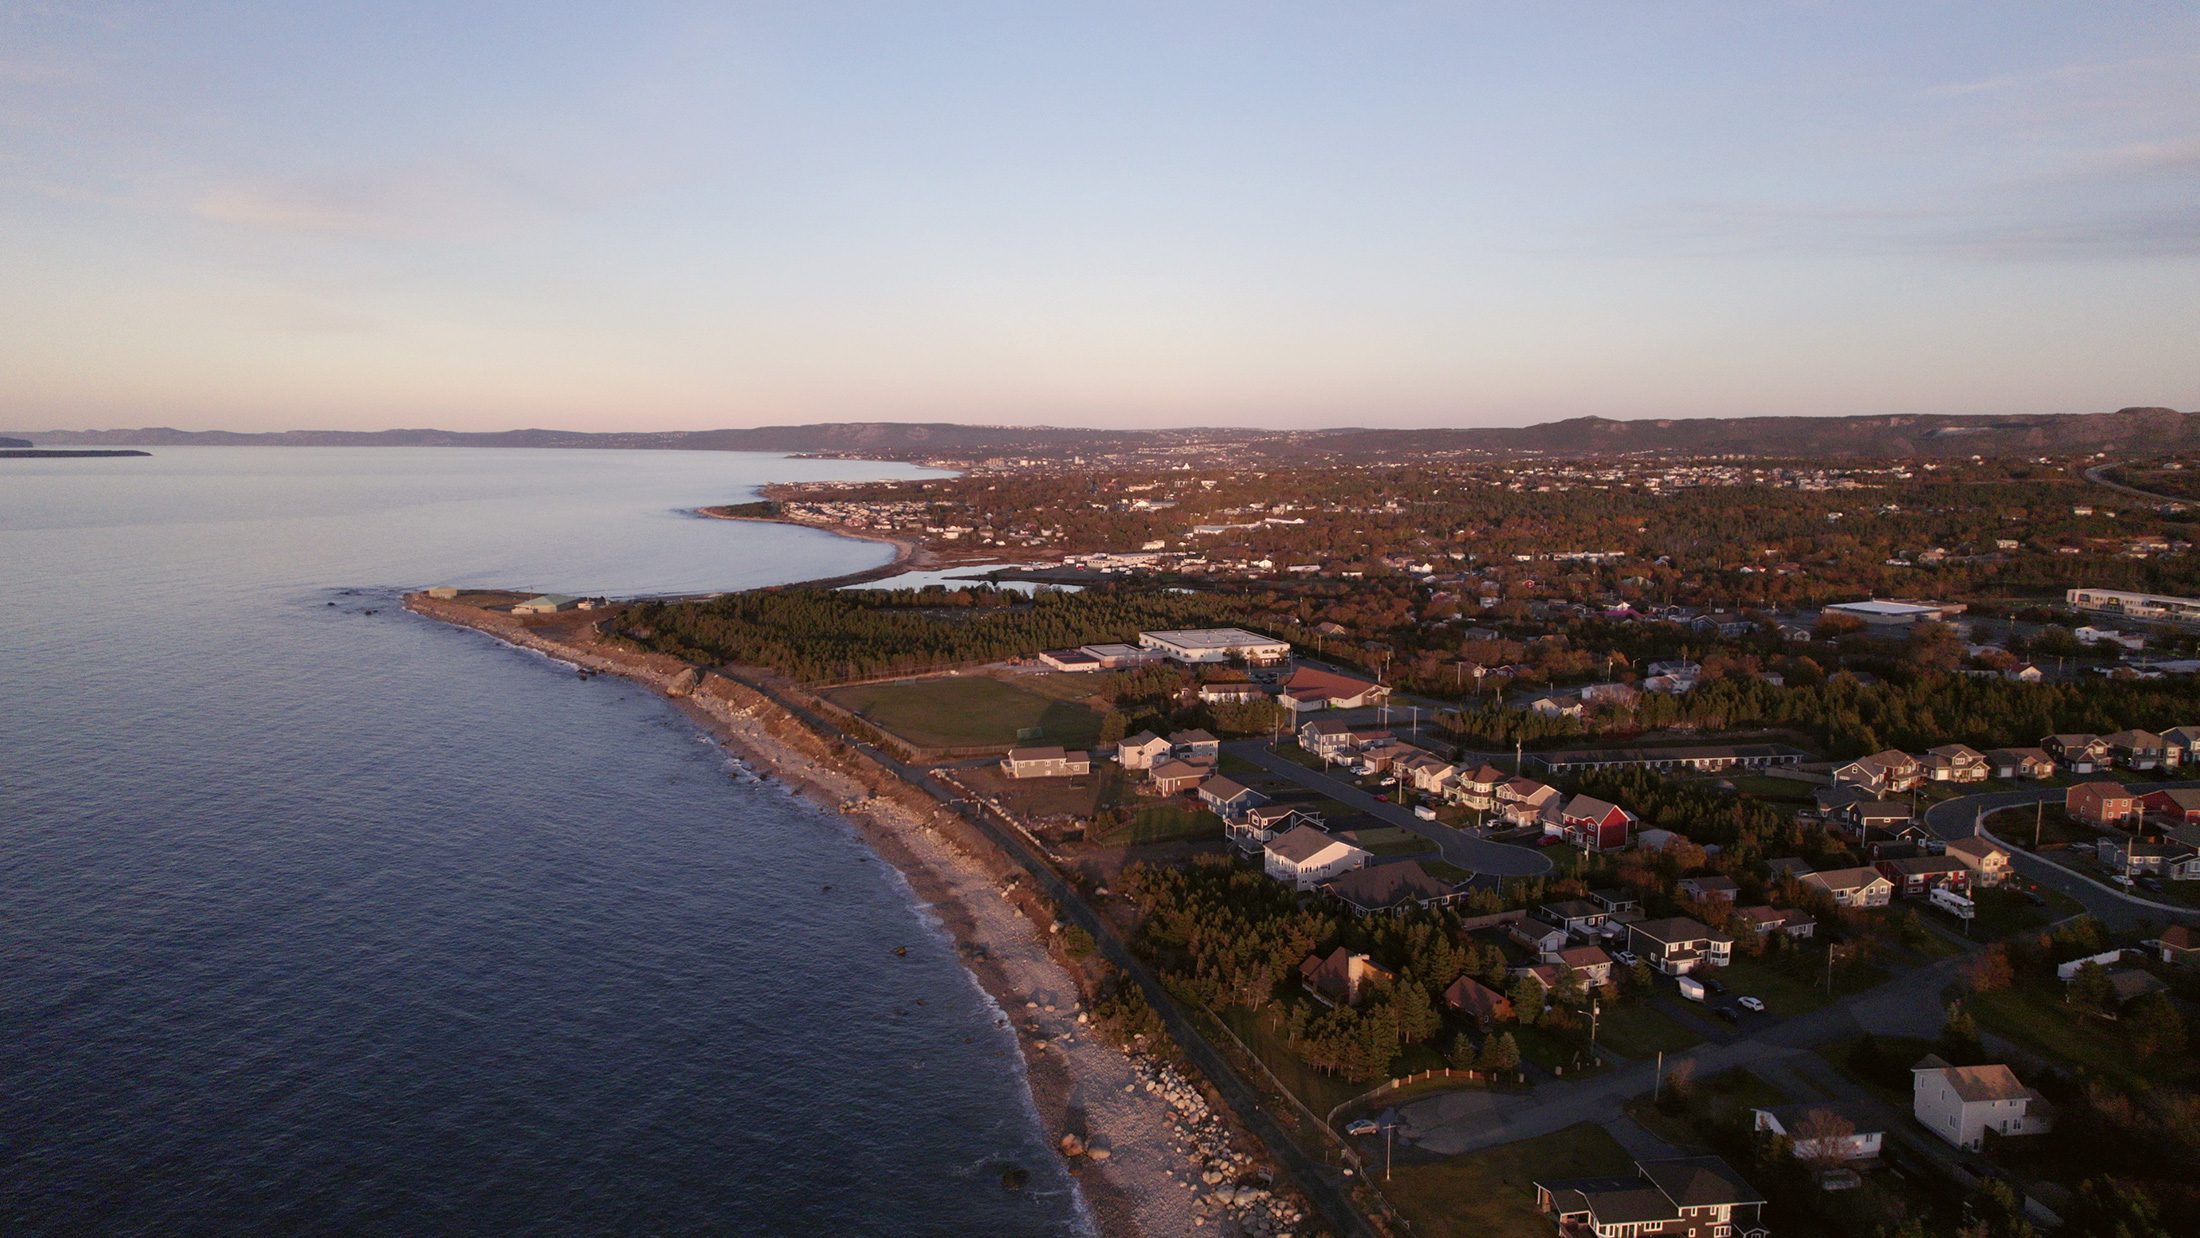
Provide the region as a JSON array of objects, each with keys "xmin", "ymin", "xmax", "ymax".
[
  {"xmin": 1613, "ymin": 950, "xmax": 1639, "ymax": 966},
  {"xmin": 1737, "ymin": 996, "xmax": 1765, "ymax": 1013},
  {"xmin": 1344, "ymin": 1119, "xmax": 1380, "ymax": 1137}
]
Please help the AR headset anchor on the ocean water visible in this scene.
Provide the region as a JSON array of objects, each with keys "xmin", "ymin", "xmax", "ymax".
[{"xmin": 0, "ymin": 448, "xmax": 1090, "ymax": 1235}]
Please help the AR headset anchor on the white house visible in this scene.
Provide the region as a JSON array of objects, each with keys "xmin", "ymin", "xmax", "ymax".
[
  {"xmin": 1912, "ymin": 1056, "xmax": 2053, "ymax": 1151},
  {"xmin": 1262, "ymin": 825, "xmax": 1370, "ymax": 891},
  {"xmin": 1753, "ymin": 1101, "xmax": 1884, "ymax": 1165}
]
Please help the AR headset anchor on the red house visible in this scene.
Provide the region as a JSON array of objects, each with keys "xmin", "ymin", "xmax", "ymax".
[
  {"xmin": 2068, "ymin": 781, "xmax": 2140, "ymax": 829},
  {"xmin": 1559, "ymin": 793, "xmax": 1636, "ymax": 851}
]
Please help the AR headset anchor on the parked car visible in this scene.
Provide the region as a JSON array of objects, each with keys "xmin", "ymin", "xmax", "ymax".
[
  {"xmin": 1701, "ymin": 976, "xmax": 1727, "ymax": 996},
  {"xmin": 2140, "ymin": 876, "xmax": 2164, "ymax": 893},
  {"xmin": 1613, "ymin": 950, "xmax": 1639, "ymax": 966},
  {"xmin": 1344, "ymin": 1119, "xmax": 1379, "ymax": 1137},
  {"xmin": 1536, "ymin": 834, "xmax": 1563, "ymax": 847},
  {"xmin": 2112, "ymin": 874, "xmax": 2136, "ymax": 889},
  {"xmin": 1738, "ymin": 996, "xmax": 1765, "ymax": 1013},
  {"xmin": 1713, "ymin": 1005, "xmax": 1740, "ymax": 1024},
  {"xmin": 2018, "ymin": 889, "xmax": 2047, "ymax": 906}
]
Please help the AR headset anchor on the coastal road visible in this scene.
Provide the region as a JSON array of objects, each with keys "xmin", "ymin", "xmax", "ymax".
[
  {"xmin": 2083, "ymin": 462, "xmax": 2189, "ymax": 508},
  {"xmin": 722, "ymin": 671, "xmax": 1380, "ymax": 1238},
  {"xmin": 1224, "ymin": 740, "xmax": 1555, "ymax": 878},
  {"xmin": 1921, "ymin": 782, "xmax": 2200, "ymax": 932}
]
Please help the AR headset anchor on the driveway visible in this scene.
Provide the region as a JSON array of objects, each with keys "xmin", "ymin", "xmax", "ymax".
[
  {"xmin": 1225, "ymin": 740, "xmax": 1554, "ymax": 878},
  {"xmin": 1922, "ymin": 782, "xmax": 2200, "ymax": 932}
]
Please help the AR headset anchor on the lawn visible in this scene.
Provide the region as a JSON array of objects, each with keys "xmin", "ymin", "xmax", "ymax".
[
  {"xmin": 1967, "ymin": 885, "xmax": 2083, "ymax": 939},
  {"xmin": 1718, "ymin": 955, "xmax": 1887, "ymax": 1016},
  {"xmin": 1346, "ymin": 825, "xmax": 1439, "ymax": 857},
  {"xmin": 1100, "ymin": 802, "xmax": 1223, "ymax": 846},
  {"xmin": 1216, "ymin": 1005, "xmax": 1369, "ymax": 1118},
  {"xmin": 1385, "ymin": 1123, "xmax": 1634, "ymax": 1238},
  {"xmin": 1514, "ymin": 1023, "xmax": 1606, "ymax": 1077},
  {"xmin": 1727, "ymin": 773, "xmax": 1815, "ymax": 803},
  {"xmin": 1595, "ymin": 1003, "xmax": 1704, "ymax": 1058},
  {"xmin": 1966, "ymin": 979, "xmax": 2197, "ymax": 1093},
  {"xmin": 825, "ymin": 675, "xmax": 1102, "ymax": 750},
  {"xmin": 1422, "ymin": 860, "xmax": 1475, "ymax": 884}
]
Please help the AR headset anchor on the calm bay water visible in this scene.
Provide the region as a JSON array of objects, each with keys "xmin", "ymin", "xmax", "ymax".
[{"xmin": 0, "ymin": 448, "xmax": 1089, "ymax": 1235}]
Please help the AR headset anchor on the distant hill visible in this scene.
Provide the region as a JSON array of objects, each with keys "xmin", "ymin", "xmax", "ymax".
[
  {"xmin": 0, "ymin": 435, "xmax": 29, "ymax": 448},
  {"xmin": 8, "ymin": 408, "xmax": 2194, "ymax": 461}
]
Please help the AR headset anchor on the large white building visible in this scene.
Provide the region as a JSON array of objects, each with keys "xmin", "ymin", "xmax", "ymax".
[
  {"xmin": 1822, "ymin": 599, "xmax": 1957, "ymax": 628},
  {"xmin": 1912, "ymin": 1056, "xmax": 2052, "ymax": 1151},
  {"xmin": 2067, "ymin": 588, "xmax": 2200, "ymax": 627},
  {"xmin": 1138, "ymin": 627, "xmax": 1292, "ymax": 665}
]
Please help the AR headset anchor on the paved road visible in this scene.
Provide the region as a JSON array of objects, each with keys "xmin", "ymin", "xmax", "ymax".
[
  {"xmin": 1921, "ymin": 782, "xmax": 2200, "ymax": 932},
  {"xmin": 1225, "ymin": 740, "xmax": 1556, "ymax": 878},
  {"xmin": 1397, "ymin": 954, "xmax": 1969, "ymax": 1156},
  {"xmin": 2083, "ymin": 462, "xmax": 2189, "ymax": 508},
  {"xmin": 726, "ymin": 671, "xmax": 1379, "ymax": 1238}
]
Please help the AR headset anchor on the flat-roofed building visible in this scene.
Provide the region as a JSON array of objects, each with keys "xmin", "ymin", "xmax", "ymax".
[
  {"xmin": 2067, "ymin": 587, "xmax": 2200, "ymax": 627},
  {"xmin": 1137, "ymin": 627, "xmax": 1292, "ymax": 665}
]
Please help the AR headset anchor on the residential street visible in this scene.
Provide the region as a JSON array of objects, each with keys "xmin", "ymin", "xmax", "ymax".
[
  {"xmin": 1224, "ymin": 739, "xmax": 1556, "ymax": 878},
  {"xmin": 1921, "ymin": 781, "xmax": 2200, "ymax": 932}
]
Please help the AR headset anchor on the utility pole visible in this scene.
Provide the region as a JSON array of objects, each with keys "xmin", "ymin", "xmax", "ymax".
[
  {"xmin": 1516, "ymin": 738, "xmax": 1524, "ymax": 777},
  {"xmin": 1654, "ymin": 1050, "xmax": 1664, "ymax": 1104},
  {"xmin": 2035, "ymin": 800, "xmax": 2044, "ymax": 850}
]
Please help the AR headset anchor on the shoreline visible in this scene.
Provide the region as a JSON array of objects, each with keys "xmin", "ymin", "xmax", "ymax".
[
  {"xmin": 692, "ymin": 506, "xmax": 944, "ymax": 590},
  {"xmin": 402, "ymin": 594, "xmax": 1244, "ymax": 1236}
]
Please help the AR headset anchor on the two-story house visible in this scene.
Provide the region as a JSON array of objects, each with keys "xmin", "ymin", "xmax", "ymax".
[
  {"xmin": 1924, "ymin": 744, "xmax": 1990, "ymax": 783},
  {"xmin": 1986, "ymin": 747, "xmax": 2056, "ymax": 781},
  {"xmin": 1117, "ymin": 731, "xmax": 1173, "ymax": 771},
  {"xmin": 2102, "ymin": 729, "xmax": 2172, "ymax": 771},
  {"xmin": 2142, "ymin": 788, "xmax": 2200, "ymax": 826},
  {"xmin": 1537, "ymin": 899, "xmax": 1610, "ymax": 940},
  {"xmin": 1197, "ymin": 776, "xmax": 1267, "ymax": 820},
  {"xmin": 1943, "ymin": 836, "xmax": 2014, "ymax": 887},
  {"xmin": 1874, "ymin": 855, "xmax": 1969, "ymax": 898},
  {"xmin": 1263, "ymin": 825, "xmax": 1369, "ymax": 890},
  {"xmin": 2067, "ymin": 781, "xmax": 2140, "ymax": 829},
  {"xmin": 1559, "ymin": 793, "xmax": 1636, "ymax": 851},
  {"xmin": 1912, "ymin": 1056, "xmax": 2053, "ymax": 1151},
  {"xmin": 2044, "ymin": 734, "xmax": 2110, "ymax": 774},
  {"xmin": 1833, "ymin": 749, "xmax": 1925, "ymax": 795},
  {"xmin": 1801, "ymin": 866, "xmax": 1895, "ymax": 908},
  {"xmin": 1299, "ymin": 947, "xmax": 1392, "ymax": 1008},
  {"xmin": 1452, "ymin": 763, "xmax": 1508, "ymax": 811},
  {"xmin": 1625, "ymin": 917, "xmax": 1733, "ymax": 976}
]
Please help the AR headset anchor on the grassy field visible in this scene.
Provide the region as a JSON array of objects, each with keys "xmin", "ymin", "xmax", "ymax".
[
  {"xmin": 1727, "ymin": 773, "xmax": 1816, "ymax": 802},
  {"xmin": 1217, "ymin": 1005, "xmax": 1367, "ymax": 1117},
  {"xmin": 826, "ymin": 675, "xmax": 1102, "ymax": 750},
  {"xmin": 1966, "ymin": 979, "xmax": 2197, "ymax": 1093},
  {"xmin": 1102, "ymin": 802, "xmax": 1223, "ymax": 846},
  {"xmin": 1595, "ymin": 1003, "xmax": 1704, "ymax": 1057},
  {"xmin": 1348, "ymin": 825, "xmax": 1439, "ymax": 857},
  {"xmin": 1967, "ymin": 885, "xmax": 2083, "ymax": 939},
  {"xmin": 1385, "ymin": 1123, "xmax": 1633, "ymax": 1238}
]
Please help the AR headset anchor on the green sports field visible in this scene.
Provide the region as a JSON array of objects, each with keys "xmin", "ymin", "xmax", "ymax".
[{"xmin": 825, "ymin": 675, "xmax": 1104, "ymax": 750}]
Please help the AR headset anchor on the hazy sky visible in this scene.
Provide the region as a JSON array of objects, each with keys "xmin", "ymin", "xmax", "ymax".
[{"xmin": 3, "ymin": 3, "xmax": 2195, "ymax": 431}]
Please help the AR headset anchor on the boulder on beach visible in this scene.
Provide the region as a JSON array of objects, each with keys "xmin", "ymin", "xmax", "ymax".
[
  {"xmin": 665, "ymin": 667, "xmax": 703, "ymax": 698},
  {"xmin": 1058, "ymin": 1133, "xmax": 1085, "ymax": 1158}
]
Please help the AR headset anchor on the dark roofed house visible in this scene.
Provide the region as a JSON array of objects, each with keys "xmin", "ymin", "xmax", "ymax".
[
  {"xmin": 1298, "ymin": 947, "xmax": 1393, "ymax": 1008},
  {"xmin": 1535, "ymin": 1156, "xmax": 1768, "ymax": 1238},
  {"xmin": 1442, "ymin": 975, "xmax": 1515, "ymax": 1029},
  {"xmin": 1626, "ymin": 917, "xmax": 1733, "ymax": 975},
  {"xmin": 1538, "ymin": 899, "xmax": 1610, "ymax": 939},
  {"xmin": 1197, "ymin": 775, "xmax": 1267, "ymax": 820},
  {"xmin": 1322, "ymin": 861, "xmax": 1466, "ymax": 917},
  {"xmin": 1874, "ymin": 854, "xmax": 1969, "ymax": 897}
]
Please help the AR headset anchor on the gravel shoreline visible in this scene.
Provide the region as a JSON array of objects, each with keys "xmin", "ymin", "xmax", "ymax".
[{"xmin": 400, "ymin": 594, "xmax": 1242, "ymax": 1235}]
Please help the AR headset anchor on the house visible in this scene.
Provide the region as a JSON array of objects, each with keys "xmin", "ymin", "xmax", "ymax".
[
  {"xmin": 1511, "ymin": 918, "xmax": 1571, "ymax": 961},
  {"xmin": 1874, "ymin": 855, "xmax": 1969, "ymax": 898},
  {"xmin": 1753, "ymin": 1100, "xmax": 1884, "ymax": 1165},
  {"xmin": 1321, "ymin": 861, "xmax": 1467, "ymax": 917},
  {"xmin": 1038, "ymin": 648, "xmax": 1102, "ymax": 672},
  {"xmin": 1912, "ymin": 1056, "xmax": 2054, "ymax": 1151},
  {"xmin": 2142, "ymin": 788, "xmax": 2200, "ymax": 826},
  {"xmin": 2095, "ymin": 836, "xmax": 2196, "ymax": 878},
  {"xmin": 1634, "ymin": 828, "xmax": 1692, "ymax": 853},
  {"xmin": 1625, "ymin": 917, "xmax": 1733, "ymax": 975},
  {"xmin": 1196, "ymin": 680, "xmax": 1269, "ymax": 705},
  {"xmin": 1279, "ymin": 665, "xmax": 1389, "ymax": 710},
  {"xmin": 1000, "ymin": 746, "xmax": 1092, "ymax": 779},
  {"xmin": 1395, "ymin": 753, "xmax": 1460, "ymax": 797},
  {"xmin": 1812, "ymin": 784, "xmax": 1873, "ymax": 820},
  {"xmin": 1263, "ymin": 825, "xmax": 1369, "ymax": 890},
  {"xmin": 2156, "ymin": 924, "xmax": 2200, "ymax": 967},
  {"xmin": 1197, "ymin": 776, "xmax": 1267, "ymax": 819},
  {"xmin": 1442, "ymin": 975, "xmax": 1515, "ymax": 1029},
  {"xmin": 1986, "ymin": 747, "xmax": 2056, "ymax": 781},
  {"xmin": 1537, "ymin": 899, "xmax": 1611, "ymax": 940},
  {"xmin": 1299, "ymin": 947, "xmax": 1393, "ymax": 1008},
  {"xmin": 1802, "ymin": 866, "xmax": 1895, "ymax": 908},
  {"xmin": 1117, "ymin": 731, "xmax": 1173, "ymax": 771},
  {"xmin": 1535, "ymin": 1156, "xmax": 1768, "ymax": 1238},
  {"xmin": 1924, "ymin": 744, "xmax": 1990, "ymax": 783},
  {"xmin": 1943, "ymin": 836, "xmax": 2014, "ymax": 887},
  {"xmin": 1765, "ymin": 857, "xmax": 1815, "ymax": 881},
  {"xmin": 1146, "ymin": 758, "xmax": 1209, "ymax": 795},
  {"xmin": 1228, "ymin": 804, "xmax": 1320, "ymax": 850},
  {"xmin": 2102, "ymin": 728, "xmax": 2174, "ymax": 771},
  {"xmin": 1527, "ymin": 694, "xmax": 1585, "ymax": 720},
  {"xmin": 2004, "ymin": 663, "xmax": 2044, "ymax": 683},
  {"xmin": 1297, "ymin": 720, "xmax": 1360, "ymax": 760},
  {"xmin": 2044, "ymin": 733, "xmax": 2110, "ymax": 773},
  {"xmin": 2067, "ymin": 781, "xmax": 2140, "ymax": 828},
  {"xmin": 1677, "ymin": 875, "xmax": 1739, "ymax": 905},
  {"xmin": 1590, "ymin": 889, "xmax": 1642, "ymax": 915},
  {"xmin": 1556, "ymin": 945, "xmax": 1615, "ymax": 986},
  {"xmin": 1840, "ymin": 799, "xmax": 1914, "ymax": 838},
  {"xmin": 1453, "ymin": 763, "xmax": 1507, "ymax": 811},
  {"xmin": 1736, "ymin": 905, "xmax": 1818, "ymax": 939},
  {"xmin": 2164, "ymin": 726, "xmax": 2200, "ymax": 766},
  {"xmin": 1496, "ymin": 779, "xmax": 1564, "ymax": 828},
  {"xmin": 1166, "ymin": 729, "xmax": 1221, "ymax": 763},
  {"xmin": 1559, "ymin": 794, "xmax": 1636, "ymax": 852},
  {"xmin": 1833, "ymin": 750, "xmax": 1925, "ymax": 795}
]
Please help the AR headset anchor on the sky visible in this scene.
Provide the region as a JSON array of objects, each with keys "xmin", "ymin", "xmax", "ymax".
[{"xmin": 2, "ymin": 2, "xmax": 2195, "ymax": 432}]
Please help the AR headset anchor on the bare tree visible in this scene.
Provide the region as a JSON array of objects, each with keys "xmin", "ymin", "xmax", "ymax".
[{"xmin": 1789, "ymin": 1108, "xmax": 1858, "ymax": 1180}]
